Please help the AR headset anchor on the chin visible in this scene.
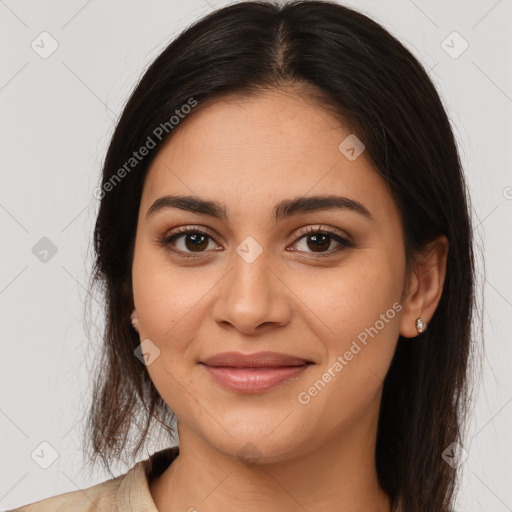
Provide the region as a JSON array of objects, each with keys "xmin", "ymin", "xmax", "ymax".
[{"xmin": 198, "ymin": 424, "xmax": 310, "ymax": 466}]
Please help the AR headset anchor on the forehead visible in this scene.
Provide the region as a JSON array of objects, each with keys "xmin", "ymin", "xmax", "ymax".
[{"xmin": 140, "ymin": 90, "xmax": 398, "ymax": 226}]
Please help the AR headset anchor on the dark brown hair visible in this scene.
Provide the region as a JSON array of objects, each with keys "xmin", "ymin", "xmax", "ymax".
[{"xmin": 83, "ymin": 2, "xmax": 479, "ymax": 510}]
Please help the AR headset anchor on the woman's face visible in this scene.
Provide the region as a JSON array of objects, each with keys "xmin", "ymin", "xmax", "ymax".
[{"xmin": 131, "ymin": 89, "xmax": 410, "ymax": 462}]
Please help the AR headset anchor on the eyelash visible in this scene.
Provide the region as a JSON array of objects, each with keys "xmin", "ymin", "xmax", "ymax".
[{"xmin": 158, "ymin": 225, "xmax": 354, "ymax": 260}]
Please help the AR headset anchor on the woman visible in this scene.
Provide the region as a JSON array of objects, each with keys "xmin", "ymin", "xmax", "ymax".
[{"xmin": 11, "ymin": 0, "xmax": 476, "ymax": 510}]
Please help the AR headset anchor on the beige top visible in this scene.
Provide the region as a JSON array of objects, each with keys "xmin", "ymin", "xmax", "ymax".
[{"xmin": 8, "ymin": 445, "xmax": 180, "ymax": 512}]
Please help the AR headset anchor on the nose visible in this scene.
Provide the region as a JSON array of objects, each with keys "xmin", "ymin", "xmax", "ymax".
[{"xmin": 211, "ymin": 253, "xmax": 292, "ymax": 336}]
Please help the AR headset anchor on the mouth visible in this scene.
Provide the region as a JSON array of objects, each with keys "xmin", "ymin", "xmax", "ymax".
[{"xmin": 199, "ymin": 351, "xmax": 314, "ymax": 393}]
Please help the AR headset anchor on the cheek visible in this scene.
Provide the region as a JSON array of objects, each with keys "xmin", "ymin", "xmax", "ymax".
[
  {"xmin": 131, "ymin": 245, "xmax": 206, "ymax": 414},
  {"xmin": 298, "ymin": 251, "xmax": 403, "ymax": 339},
  {"xmin": 294, "ymin": 260, "xmax": 402, "ymax": 430},
  {"xmin": 300, "ymin": 249, "xmax": 404, "ymax": 387},
  {"xmin": 132, "ymin": 242, "xmax": 209, "ymax": 344}
]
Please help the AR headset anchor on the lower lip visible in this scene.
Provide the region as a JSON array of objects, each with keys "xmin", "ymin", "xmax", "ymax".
[{"xmin": 201, "ymin": 364, "xmax": 311, "ymax": 393}]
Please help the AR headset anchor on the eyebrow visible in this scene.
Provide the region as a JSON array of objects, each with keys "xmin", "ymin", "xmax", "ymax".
[{"xmin": 146, "ymin": 194, "xmax": 374, "ymax": 223}]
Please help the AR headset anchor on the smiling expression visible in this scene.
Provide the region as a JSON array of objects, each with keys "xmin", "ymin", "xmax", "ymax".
[{"xmin": 130, "ymin": 88, "xmax": 409, "ymax": 462}]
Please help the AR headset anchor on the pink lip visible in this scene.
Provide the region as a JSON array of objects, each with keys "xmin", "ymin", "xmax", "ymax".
[
  {"xmin": 201, "ymin": 365, "xmax": 311, "ymax": 393},
  {"xmin": 199, "ymin": 351, "xmax": 314, "ymax": 393}
]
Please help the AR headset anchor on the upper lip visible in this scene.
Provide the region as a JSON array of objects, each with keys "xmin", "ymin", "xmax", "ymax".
[{"xmin": 200, "ymin": 351, "xmax": 314, "ymax": 368}]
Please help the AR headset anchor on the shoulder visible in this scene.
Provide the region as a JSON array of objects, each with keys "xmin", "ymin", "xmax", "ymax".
[
  {"xmin": 5, "ymin": 445, "xmax": 180, "ymax": 512},
  {"xmin": 4, "ymin": 472, "xmax": 124, "ymax": 512}
]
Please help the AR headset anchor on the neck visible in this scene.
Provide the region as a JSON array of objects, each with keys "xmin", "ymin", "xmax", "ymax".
[{"xmin": 150, "ymin": 396, "xmax": 390, "ymax": 512}]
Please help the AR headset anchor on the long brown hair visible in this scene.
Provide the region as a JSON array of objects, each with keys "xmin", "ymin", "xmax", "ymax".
[{"xmin": 83, "ymin": 2, "xmax": 480, "ymax": 510}]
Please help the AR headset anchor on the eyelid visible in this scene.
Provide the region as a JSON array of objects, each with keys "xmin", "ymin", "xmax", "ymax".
[
  {"xmin": 293, "ymin": 224, "xmax": 352, "ymax": 244},
  {"xmin": 166, "ymin": 224, "xmax": 219, "ymax": 241}
]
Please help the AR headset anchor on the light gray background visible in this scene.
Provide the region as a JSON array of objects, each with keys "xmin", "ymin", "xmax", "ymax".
[{"xmin": 1, "ymin": 0, "xmax": 511, "ymax": 510}]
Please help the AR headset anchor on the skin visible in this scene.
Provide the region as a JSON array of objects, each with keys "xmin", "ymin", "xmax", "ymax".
[{"xmin": 130, "ymin": 87, "xmax": 448, "ymax": 512}]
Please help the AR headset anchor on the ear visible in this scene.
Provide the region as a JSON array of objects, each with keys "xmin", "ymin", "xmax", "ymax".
[
  {"xmin": 130, "ymin": 309, "xmax": 139, "ymax": 333},
  {"xmin": 399, "ymin": 235, "xmax": 449, "ymax": 338}
]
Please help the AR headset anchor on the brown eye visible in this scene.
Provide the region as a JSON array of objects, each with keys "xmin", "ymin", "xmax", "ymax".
[
  {"xmin": 159, "ymin": 224, "xmax": 354, "ymax": 259},
  {"xmin": 160, "ymin": 227, "xmax": 219, "ymax": 258},
  {"xmin": 178, "ymin": 232, "xmax": 210, "ymax": 252},
  {"xmin": 291, "ymin": 226, "xmax": 354, "ymax": 256},
  {"xmin": 304, "ymin": 233, "xmax": 332, "ymax": 252}
]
